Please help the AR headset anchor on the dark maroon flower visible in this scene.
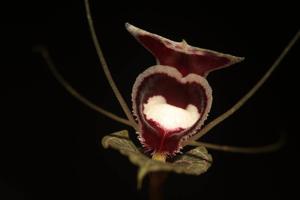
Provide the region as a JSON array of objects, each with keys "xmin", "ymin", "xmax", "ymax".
[{"xmin": 126, "ymin": 23, "xmax": 243, "ymax": 158}]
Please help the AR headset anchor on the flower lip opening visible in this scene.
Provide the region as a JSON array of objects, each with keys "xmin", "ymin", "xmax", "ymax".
[
  {"xmin": 143, "ymin": 95, "xmax": 200, "ymax": 132},
  {"xmin": 132, "ymin": 65, "xmax": 213, "ymax": 154}
]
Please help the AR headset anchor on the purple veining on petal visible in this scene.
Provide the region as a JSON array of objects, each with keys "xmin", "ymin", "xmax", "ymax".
[{"xmin": 126, "ymin": 23, "xmax": 243, "ymax": 77}]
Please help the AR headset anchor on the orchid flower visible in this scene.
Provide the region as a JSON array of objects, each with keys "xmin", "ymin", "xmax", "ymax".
[
  {"xmin": 35, "ymin": 0, "xmax": 299, "ymax": 189},
  {"xmin": 126, "ymin": 23, "xmax": 243, "ymax": 160}
]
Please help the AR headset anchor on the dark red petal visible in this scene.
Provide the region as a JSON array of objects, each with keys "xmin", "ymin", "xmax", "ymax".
[
  {"xmin": 132, "ymin": 65, "xmax": 212, "ymax": 155},
  {"xmin": 126, "ymin": 23, "xmax": 243, "ymax": 77}
]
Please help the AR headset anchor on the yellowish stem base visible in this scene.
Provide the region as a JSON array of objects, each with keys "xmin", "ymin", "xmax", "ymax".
[{"xmin": 152, "ymin": 153, "xmax": 167, "ymax": 162}]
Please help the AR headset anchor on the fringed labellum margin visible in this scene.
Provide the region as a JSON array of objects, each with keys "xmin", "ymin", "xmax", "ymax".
[{"xmin": 126, "ymin": 23, "xmax": 243, "ymax": 157}]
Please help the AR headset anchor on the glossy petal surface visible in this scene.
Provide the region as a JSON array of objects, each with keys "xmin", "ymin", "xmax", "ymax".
[{"xmin": 126, "ymin": 23, "xmax": 243, "ymax": 77}]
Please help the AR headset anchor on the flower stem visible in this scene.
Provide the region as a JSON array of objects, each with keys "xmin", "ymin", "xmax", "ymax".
[{"xmin": 149, "ymin": 172, "xmax": 167, "ymax": 200}]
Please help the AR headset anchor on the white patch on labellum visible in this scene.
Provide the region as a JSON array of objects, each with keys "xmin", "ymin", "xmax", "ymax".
[{"xmin": 143, "ymin": 95, "xmax": 200, "ymax": 131}]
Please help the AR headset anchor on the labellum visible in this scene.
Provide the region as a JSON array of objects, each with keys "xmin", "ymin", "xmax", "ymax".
[{"xmin": 127, "ymin": 23, "xmax": 243, "ymax": 159}]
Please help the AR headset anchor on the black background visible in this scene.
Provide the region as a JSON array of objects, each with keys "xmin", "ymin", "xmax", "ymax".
[{"xmin": 1, "ymin": 1, "xmax": 299, "ymax": 199}]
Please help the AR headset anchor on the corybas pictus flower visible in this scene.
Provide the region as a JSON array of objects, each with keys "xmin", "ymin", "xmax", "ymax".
[{"xmin": 126, "ymin": 23, "xmax": 244, "ymax": 158}]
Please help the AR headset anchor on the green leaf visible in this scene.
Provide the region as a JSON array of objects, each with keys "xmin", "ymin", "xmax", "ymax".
[{"xmin": 102, "ymin": 130, "xmax": 213, "ymax": 189}]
